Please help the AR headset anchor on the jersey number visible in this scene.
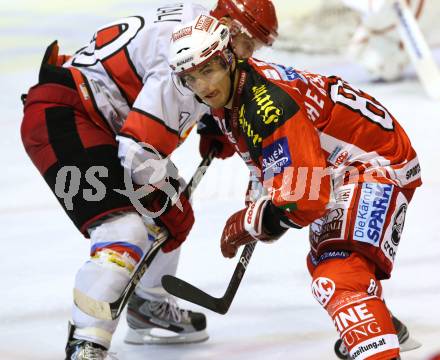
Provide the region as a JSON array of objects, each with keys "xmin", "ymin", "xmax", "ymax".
[
  {"xmin": 72, "ymin": 16, "xmax": 144, "ymax": 67},
  {"xmin": 330, "ymin": 79, "xmax": 394, "ymax": 130}
]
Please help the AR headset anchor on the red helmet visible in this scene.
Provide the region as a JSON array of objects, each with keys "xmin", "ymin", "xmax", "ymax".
[{"xmin": 210, "ymin": 0, "xmax": 278, "ymax": 46}]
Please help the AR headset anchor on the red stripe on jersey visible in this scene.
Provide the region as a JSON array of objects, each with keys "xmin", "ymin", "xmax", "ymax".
[
  {"xmin": 120, "ymin": 109, "xmax": 179, "ymax": 156},
  {"xmin": 95, "ymin": 25, "xmax": 121, "ymax": 48},
  {"xmin": 95, "ymin": 25, "xmax": 143, "ymax": 106},
  {"xmin": 101, "ymin": 49, "xmax": 143, "ymax": 105}
]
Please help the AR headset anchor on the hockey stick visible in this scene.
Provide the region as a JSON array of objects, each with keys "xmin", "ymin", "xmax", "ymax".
[
  {"xmin": 162, "ymin": 241, "xmax": 256, "ymax": 315},
  {"xmin": 391, "ymin": 0, "xmax": 440, "ymax": 99},
  {"xmin": 73, "ymin": 150, "xmax": 215, "ymax": 320}
]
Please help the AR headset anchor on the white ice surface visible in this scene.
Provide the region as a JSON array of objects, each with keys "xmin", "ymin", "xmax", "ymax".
[{"xmin": 0, "ymin": 1, "xmax": 439, "ymax": 359}]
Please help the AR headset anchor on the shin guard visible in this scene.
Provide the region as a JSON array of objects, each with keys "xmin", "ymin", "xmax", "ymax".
[{"xmin": 311, "ymin": 253, "xmax": 399, "ymax": 360}]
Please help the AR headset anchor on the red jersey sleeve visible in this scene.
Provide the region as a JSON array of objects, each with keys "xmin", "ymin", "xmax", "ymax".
[{"xmin": 262, "ymin": 107, "xmax": 331, "ymax": 227}]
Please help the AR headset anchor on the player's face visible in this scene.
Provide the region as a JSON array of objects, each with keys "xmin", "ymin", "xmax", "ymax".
[{"xmin": 181, "ymin": 57, "xmax": 231, "ymax": 109}]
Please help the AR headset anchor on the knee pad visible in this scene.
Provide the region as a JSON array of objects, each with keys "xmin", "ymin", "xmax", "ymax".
[
  {"xmin": 311, "ymin": 253, "xmax": 399, "ymax": 360},
  {"xmin": 88, "ymin": 212, "xmax": 148, "ymax": 274}
]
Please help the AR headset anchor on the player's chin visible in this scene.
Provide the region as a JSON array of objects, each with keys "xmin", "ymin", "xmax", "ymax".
[{"xmin": 202, "ymin": 94, "xmax": 227, "ymax": 109}]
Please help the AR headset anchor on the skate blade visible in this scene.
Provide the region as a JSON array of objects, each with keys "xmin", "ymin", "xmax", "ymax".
[
  {"xmin": 124, "ymin": 327, "xmax": 209, "ymax": 345},
  {"xmin": 401, "ymin": 337, "xmax": 422, "ymax": 352}
]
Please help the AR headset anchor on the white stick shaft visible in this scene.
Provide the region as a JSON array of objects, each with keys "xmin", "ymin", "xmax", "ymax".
[{"xmin": 392, "ymin": 0, "xmax": 440, "ymax": 99}]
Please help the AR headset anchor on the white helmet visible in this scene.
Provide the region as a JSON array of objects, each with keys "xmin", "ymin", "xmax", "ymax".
[{"xmin": 169, "ymin": 14, "xmax": 231, "ymax": 75}]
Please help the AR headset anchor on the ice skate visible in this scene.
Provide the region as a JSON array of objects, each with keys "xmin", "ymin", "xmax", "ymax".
[
  {"xmin": 65, "ymin": 322, "xmax": 116, "ymax": 360},
  {"xmin": 124, "ymin": 292, "xmax": 209, "ymax": 344},
  {"xmin": 334, "ymin": 315, "xmax": 421, "ymax": 359},
  {"xmin": 392, "ymin": 316, "xmax": 422, "ymax": 353}
]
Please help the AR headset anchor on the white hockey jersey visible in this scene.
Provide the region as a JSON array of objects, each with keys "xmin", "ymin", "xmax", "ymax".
[{"xmin": 64, "ymin": 3, "xmax": 209, "ymax": 184}]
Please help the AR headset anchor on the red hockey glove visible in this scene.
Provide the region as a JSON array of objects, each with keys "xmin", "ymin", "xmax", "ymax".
[
  {"xmin": 197, "ymin": 114, "xmax": 235, "ymax": 159},
  {"xmin": 147, "ymin": 181, "xmax": 194, "ymax": 253},
  {"xmin": 221, "ymin": 196, "xmax": 286, "ymax": 258}
]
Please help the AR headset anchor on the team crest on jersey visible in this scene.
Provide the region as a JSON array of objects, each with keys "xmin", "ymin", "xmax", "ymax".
[
  {"xmin": 311, "ymin": 277, "xmax": 336, "ymax": 307},
  {"xmin": 262, "ymin": 137, "xmax": 292, "ymax": 179}
]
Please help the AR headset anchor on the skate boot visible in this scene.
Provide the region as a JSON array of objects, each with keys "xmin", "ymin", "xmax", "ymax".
[
  {"xmin": 392, "ymin": 316, "xmax": 421, "ymax": 352},
  {"xmin": 124, "ymin": 292, "xmax": 209, "ymax": 344},
  {"xmin": 334, "ymin": 315, "xmax": 421, "ymax": 359},
  {"xmin": 65, "ymin": 322, "xmax": 115, "ymax": 360}
]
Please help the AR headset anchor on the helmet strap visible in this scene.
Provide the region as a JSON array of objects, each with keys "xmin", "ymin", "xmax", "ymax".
[{"xmin": 225, "ymin": 48, "xmax": 237, "ymax": 105}]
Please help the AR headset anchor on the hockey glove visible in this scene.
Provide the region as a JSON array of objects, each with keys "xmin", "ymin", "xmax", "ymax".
[
  {"xmin": 197, "ymin": 114, "xmax": 235, "ymax": 159},
  {"xmin": 221, "ymin": 196, "xmax": 287, "ymax": 258},
  {"xmin": 147, "ymin": 179, "xmax": 194, "ymax": 253}
]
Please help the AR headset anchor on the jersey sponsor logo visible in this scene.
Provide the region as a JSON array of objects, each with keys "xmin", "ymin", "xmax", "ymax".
[
  {"xmin": 353, "ymin": 183, "xmax": 393, "ymax": 246},
  {"xmin": 405, "ymin": 163, "xmax": 420, "ymax": 180},
  {"xmin": 262, "ymin": 137, "xmax": 292, "ymax": 179},
  {"xmin": 251, "ymin": 84, "xmax": 283, "ymax": 125},
  {"xmin": 262, "ymin": 69, "xmax": 281, "ymax": 80},
  {"xmin": 239, "ymin": 105, "xmax": 263, "ymax": 146},
  {"xmin": 334, "ymin": 302, "xmax": 378, "ymax": 335},
  {"xmin": 328, "ymin": 146, "xmax": 351, "ymax": 167},
  {"xmin": 309, "ymin": 250, "xmax": 351, "ymax": 267},
  {"xmin": 310, "ymin": 183, "xmax": 354, "ymax": 245},
  {"xmin": 310, "ymin": 208, "xmax": 345, "ymax": 243},
  {"xmin": 382, "ymin": 239, "xmax": 397, "ymax": 262},
  {"xmin": 327, "ymin": 146, "xmax": 343, "ymax": 163},
  {"xmin": 311, "ymin": 277, "xmax": 336, "ymax": 307},
  {"xmin": 391, "ymin": 203, "xmax": 407, "ymax": 246},
  {"xmin": 320, "ymin": 208, "xmax": 345, "ymax": 241},
  {"xmin": 79, "ymin": 83, "xmax": 90, "ymax": 100},
  {"xmin": 172, "ymin": 26, "xmax": 192, "ymax": 41},
  {"xmin": 238, "ymin": 69, "xmax": 299, "ymax": 157},
  {"xmin": 351, "ymin": 336, "xmax": 389, "ymax": 360},
  {"xmin": 272, "ymin": 64, "xmax": 306, "ymax": 82},
  {"xmin": 335, "ymin": 151, "xmax": 349, "ymax": 167},
  {"xmin": 381, "ymin": 200, "xmax": 407, "ymax": 262}
]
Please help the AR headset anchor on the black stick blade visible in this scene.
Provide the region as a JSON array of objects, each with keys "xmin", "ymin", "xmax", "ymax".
[{"xmin": 162, "ymin": 275, "xmax": 229, "ymax": 314}]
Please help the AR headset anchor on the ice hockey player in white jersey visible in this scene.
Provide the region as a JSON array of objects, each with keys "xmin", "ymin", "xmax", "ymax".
[{"xmin": 20, "ymin": 1, "xmax": 278, "ymax": 359}]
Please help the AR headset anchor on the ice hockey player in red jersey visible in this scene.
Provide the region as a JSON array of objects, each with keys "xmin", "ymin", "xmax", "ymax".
[
  {"xmin": 20, "ymin": 1, "xmax": 278, "ymax": 359},
  {"xmin": 169, "ymin": 14, "xmax": 422, "ymax": 360}
]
